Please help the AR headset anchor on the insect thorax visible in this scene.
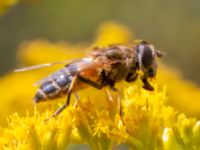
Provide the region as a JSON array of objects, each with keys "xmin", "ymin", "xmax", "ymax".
[{"xmin": 93, "ymin": 45, "xmax": 136, "ymax": 84}]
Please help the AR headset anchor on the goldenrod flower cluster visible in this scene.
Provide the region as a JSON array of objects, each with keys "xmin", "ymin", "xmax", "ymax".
[{"xmin": 0, "ymin": 22, "xmax": 200, "ymax": 150}]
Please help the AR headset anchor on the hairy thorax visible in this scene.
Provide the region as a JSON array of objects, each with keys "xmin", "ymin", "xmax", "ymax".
[{"xmin": 92, "ymin": 45, "xmax": 135, "ymax": 84}]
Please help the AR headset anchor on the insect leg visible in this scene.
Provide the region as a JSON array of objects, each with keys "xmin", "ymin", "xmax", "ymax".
[
  {"xmin": 73, "ymin": 92, "xmax": 80, "ymax": 108},
  {"xmin": 125, "ymin": 74, "xmax": 138, "ymax": 82},
  {"xmin": 78, "ymin": 74, "xmax": 125, "ymax": 124},
  {"xmin": 109, "ymin": 85, "xmax": 125, "ymax": 125},
  {"xmin": 142, "ymin": 77, "xmax": 154, "ymax": 91},
  {"xmin": 74, "ymin": 92, "xmax": 80, "ymax": 101},
  {"xmin": 77, "ymin": 74, "xmax": 104, "ymax": 89},
  {"xmin": 49, "ymin": 76, "xmax": 77, "ymax": 119}
]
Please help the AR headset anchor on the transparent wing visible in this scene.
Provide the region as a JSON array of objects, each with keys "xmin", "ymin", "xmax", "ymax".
[
  {"xmin": 14, "ymin": 59, "xmax": 81, "ymax": 72},
  {"xmin": 33, "ymin": 58, "xmax": 103, "ymax": 86}
]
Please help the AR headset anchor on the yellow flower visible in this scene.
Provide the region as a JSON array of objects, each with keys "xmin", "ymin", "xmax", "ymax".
[
  {"xmin": 0, "ymin": 22, "xmax": 200, "ymax": 150},
  {"xmin": 93, "ymin": 22, "xmax": 133, "ymax": 46},
  {"xmin": 158, "ymin": 64, "xmax": 200, "ymax": 118}
]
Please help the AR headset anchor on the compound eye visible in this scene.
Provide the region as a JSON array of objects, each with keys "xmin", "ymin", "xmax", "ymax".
[{"xmin": 141, "ymin": 46, "xmax": 154, "ymax": 69}]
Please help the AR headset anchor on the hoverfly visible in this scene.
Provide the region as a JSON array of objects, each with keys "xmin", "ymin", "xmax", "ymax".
[{"xmin": 15, "ymin": 41, "xmax": 162, "ymax": 120}]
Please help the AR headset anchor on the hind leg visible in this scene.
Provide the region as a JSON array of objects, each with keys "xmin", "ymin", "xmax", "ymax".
[
  {"xmin": 47, "ymin": 76, "xmax": 77, "ymax": 120},
  {"xmin": 78, "ymin": 74, "xmax": 125, "ymax": 125},
  {"xmin": 47, "ymin": 74, "xmax": 104, "ymax": 121}
]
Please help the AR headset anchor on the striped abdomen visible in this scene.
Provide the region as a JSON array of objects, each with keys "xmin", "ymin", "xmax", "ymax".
[{"xmin": 34, "ymin": 68, "xmax": 73, "ymax": 103}]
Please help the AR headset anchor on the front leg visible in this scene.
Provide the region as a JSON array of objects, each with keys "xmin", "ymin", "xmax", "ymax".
[
  {"xmin": 142, "ymin": 77, "xmax": 154, "ymax": 91},
  {"xmin": 126, "ymin": 73, "xmax": 138, "ymax": 82}
]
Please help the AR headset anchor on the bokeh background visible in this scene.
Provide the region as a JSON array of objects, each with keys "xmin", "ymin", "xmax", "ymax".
[
  {"xmin": 1, "ymin": 1, "xmax": 200, "ymax": 149},
  {"xmin": 0, "ymin": 0, "xmax": 200, "ymax": 84}
]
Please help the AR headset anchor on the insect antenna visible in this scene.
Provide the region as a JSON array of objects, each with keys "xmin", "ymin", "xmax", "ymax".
[{"xmin": 156, "ymin": 50, "xmax": 166, "ymax": 57}]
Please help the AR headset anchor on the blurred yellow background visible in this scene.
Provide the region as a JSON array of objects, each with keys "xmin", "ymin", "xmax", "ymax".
[
  {"xmin": 0, "ymin": 0, "xmax": 200, "ymax": 84},
  {"xmin": 0, "ymin": 1, "xmax": 200, "ymax": 149}
]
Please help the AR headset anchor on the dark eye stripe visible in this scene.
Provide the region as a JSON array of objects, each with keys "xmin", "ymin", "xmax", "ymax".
[{"xmin": 141, "ymin": 46, "xmax": 154, "ymax": 68}]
